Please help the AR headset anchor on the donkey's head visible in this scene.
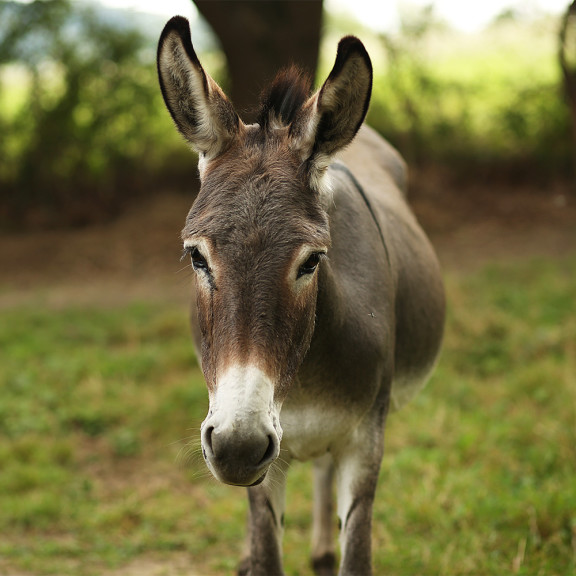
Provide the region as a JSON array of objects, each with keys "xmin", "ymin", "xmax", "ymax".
[{"xmin": 158, "ymin": 17, "xmax": 372, "ymax": 486}]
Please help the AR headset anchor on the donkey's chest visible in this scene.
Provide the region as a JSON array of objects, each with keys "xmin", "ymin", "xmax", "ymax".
[{"xmin": 279, "ymin": 396, "xmax": 362, "ymax": 461}]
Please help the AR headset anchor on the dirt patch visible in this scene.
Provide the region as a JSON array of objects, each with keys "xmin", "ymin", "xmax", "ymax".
[
  {"xmin": 411, "ymin": 173, "xmax": 576, "ymax": 270},
  {"xmin": 104, "ymin": 554, "xmax": 198, "ymax": 576},
  {"xmin": 1, "ymin": 177, "xmax": 575, "ymax": 309},
  {"xmin": 0, "ymin": 191, "xmax": 194, "ymax": 309}
]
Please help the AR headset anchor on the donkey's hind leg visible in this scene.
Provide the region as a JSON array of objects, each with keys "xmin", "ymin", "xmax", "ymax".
[{"xmin": 311, "ymin": 454, "xmax": 337, "ymax": 576}]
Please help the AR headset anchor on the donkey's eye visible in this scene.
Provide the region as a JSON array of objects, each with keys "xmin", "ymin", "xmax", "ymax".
[
  {"xmin": 190, "ymin": 247, "xmax": 209, "ymax": 272},
  {"xmin": 297, "ymin": 252, "xmax": 323, "ymax": 279}
]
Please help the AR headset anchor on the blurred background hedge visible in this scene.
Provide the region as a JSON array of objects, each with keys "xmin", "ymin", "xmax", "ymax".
[{"xmin": 0, "ymin": 0, "xmax": 574, "ymax": 228}]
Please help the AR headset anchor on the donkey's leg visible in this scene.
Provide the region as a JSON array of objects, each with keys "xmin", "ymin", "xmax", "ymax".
[
  {"xmin": 334, "ymin": 409, "xmax": 387, "ymax": 576},
  {"xmin": 244, "ymin": 458, "xmax": 289, "ymax": 576},
  {"xmin": 311, "ymin": 454, "xmax": 337, "ymax": 576}
]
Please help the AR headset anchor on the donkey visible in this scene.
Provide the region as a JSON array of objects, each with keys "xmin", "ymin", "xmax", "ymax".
[{"xmin": 157, "ymin": 16, "xmax": 445, "ymax": 576}]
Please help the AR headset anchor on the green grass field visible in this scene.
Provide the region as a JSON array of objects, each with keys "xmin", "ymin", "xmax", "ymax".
[{"xmin": 1, "ymin": 255, "xmax": 575, "ymax": 576}]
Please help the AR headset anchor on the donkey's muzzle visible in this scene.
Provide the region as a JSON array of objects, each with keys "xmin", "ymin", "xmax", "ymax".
[{"xmin": 202, "ymin": 421, "xmax": 280, "ymax": 486}]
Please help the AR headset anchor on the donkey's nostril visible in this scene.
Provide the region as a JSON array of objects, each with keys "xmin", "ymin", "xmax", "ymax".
[
  {"xmin": 203, "ymin": 425, "xmax": 215, "ymax": 457},
  {"xmin": 258, "ymin": 434, "xmax": 277, "ymax": 467}
]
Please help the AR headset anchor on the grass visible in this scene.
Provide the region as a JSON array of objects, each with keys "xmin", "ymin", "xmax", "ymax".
[{"xmin": 0, "ymin": 255, "xmax": 575, "ymax": 575}]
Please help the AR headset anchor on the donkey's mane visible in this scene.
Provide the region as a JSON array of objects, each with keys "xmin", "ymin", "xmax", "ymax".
[{"xmin": 257, "ymin": 66, "xmax": 311, "ymax": 130}]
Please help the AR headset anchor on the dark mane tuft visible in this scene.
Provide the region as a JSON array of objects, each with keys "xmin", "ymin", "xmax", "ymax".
[{"xmin": 257, "ymin": 66, "xmax": 311, "ymax": 130}]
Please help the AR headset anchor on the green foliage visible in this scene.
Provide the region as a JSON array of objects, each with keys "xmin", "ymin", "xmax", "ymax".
[
  {"xmin": 0, "ymin": 0, "xmax": 186, "ymax": 226},
  {"xmin": 324, "ymin": 7, "xmax": 573, "ymax": 181},
  {"xmin": 0, "ymin": 256, "xmax": 575, "ymax": 574},
  {"xmin": 0, "ymin": 2, "xmax": 571, "ymax": 229}
]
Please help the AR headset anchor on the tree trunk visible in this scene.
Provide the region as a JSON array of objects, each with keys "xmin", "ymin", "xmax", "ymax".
[
  {"xmin": 194, "ymin": 0, "xmax": 323, "ymax": 122},
  {"xmin": 559, "ymin": 0, "xmax": 576, "ymax": 191}
]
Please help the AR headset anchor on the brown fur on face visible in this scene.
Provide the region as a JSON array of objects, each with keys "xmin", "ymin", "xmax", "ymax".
[{"xmin": 183, "ymin": 126, "xmax": 330, "ymax": 395}]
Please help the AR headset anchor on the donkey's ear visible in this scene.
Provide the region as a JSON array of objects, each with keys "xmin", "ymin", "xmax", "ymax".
[
  {"xmin": 290, "ymin": 36, "xmax": 372, "ymax": 186},
  {"xmin": 157, "ymin": 16, "xmax": 241, "ymax": 160}
]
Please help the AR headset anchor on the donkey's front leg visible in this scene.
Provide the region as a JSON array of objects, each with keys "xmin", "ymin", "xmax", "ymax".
[
  {"xmin": 312, "ymin": 454, "xmax": 337, "ymax": 576},
  {"xmin": 243, "ymin": 459, "xmax": 289, "ymax": 576},
  {"xmin": 334, "ymin": 412, "xmax": 386, "ymax": 576}
]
